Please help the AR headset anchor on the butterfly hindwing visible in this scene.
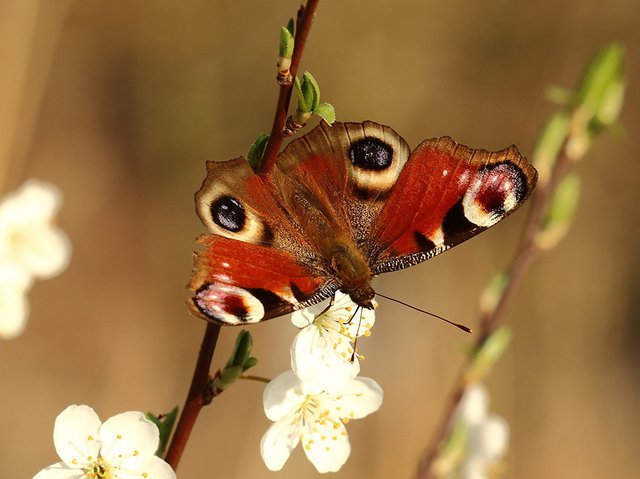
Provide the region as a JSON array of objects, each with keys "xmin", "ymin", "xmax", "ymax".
[{"xmin": 189, "ymin": 235, "xmax": 333, "ymax": 325}]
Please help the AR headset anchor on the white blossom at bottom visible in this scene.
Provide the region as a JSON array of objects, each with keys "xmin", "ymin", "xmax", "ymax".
[
  {"xmin": 33, "ymin": 404, "xmax": 176, "ymax": 479},
  {"xmin": 261, "ymin": 370, "xmax": 382, "ymax": 473},
  {"xmin": 456, "ymin": 383, "xmax": 509, "ymax": 479}
]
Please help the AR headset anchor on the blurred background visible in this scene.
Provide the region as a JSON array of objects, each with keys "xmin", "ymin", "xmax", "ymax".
[{"xmin": 1, "ymin": 1, "xmax": 638, "ymax": 478}]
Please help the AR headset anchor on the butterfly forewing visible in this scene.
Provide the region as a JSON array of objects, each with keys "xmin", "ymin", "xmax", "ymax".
[{"xmin": 371, "ymin": 137, "xmax": 537, "ymax": 273}]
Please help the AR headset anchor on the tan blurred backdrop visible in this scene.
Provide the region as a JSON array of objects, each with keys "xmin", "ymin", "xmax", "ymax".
[{"xmin": 1, "ymin": 1, "xmax": 639, "ymax": 478}]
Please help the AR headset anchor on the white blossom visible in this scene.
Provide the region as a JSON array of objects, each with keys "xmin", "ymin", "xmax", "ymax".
[
  {"xmin": 456, "ymin": 383, "xmax": 509, "ymax": 479},
  {"xmin": 260, "ymin": 370, "xmax": 382, "ymax": 473},
  {"xmin": 0, "ymin": 263, "xmax": 31, "ymax": 339},
  {"xmin": 0, "ymin": 179, "xmax": 71, "ymax": 339},
  {"xmin": 33, "ymin": 404, "xmax": 176, "ymax": 479},
  {"xmin": 290, "ymin": 292, "xmax": 376, "ymax": 391}
]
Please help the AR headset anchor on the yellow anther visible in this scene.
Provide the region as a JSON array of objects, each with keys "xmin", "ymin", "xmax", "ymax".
[
  {"xmin": 116, "ymin": 434, "xmax": 122, "ymax": 440},
  {"xmin": 332, "ymin": 436, "xmax": 337, "ymax": 441},
  {"xmin": 87, "ymin": 435, "xmax": 94, "ymax": 441}
]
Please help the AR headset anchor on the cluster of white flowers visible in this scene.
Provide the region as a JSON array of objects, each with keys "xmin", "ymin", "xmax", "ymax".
[
  {"xmin": 0, "ymin": 179, "xmax": 71, "ymax": 339},
  {"xmin": 33, "ymin": 405, "xmax": 176, "ymax": 479},
  {"xmin": 456, "ymin": 383, "xmax": 509, "ymax": 479},
  {"xmin": 260, "ymin": 292, "xmax": 383, "ymax": 473}
]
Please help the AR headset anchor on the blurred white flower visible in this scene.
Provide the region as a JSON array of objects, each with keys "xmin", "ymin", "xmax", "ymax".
[
  {"xmin": 0, "ymin": 263, "xmax": 31, "ymax": 339},
  {"xmin": 456, "ymin": 383, "xmax": 509, "ymax": 479},
  {"xmin": 0, "ymin": 179, "xmax": 71, "ymax": 339},
  {"xmin": 291, "ymin": 292, "xmax": 376, "ymax": 391},
  {"xmin": 33, "ymin": 404, "xmax": 176, "ymax": 479},
  {"xmin": 260, "ymin": 370, "xmax": 382, "ymax": 473}
]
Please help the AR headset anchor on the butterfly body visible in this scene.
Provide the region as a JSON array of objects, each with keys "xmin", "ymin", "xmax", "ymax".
[{"xmin": 189, "ymin": 121, "xmax": 537, "ymax": 325}]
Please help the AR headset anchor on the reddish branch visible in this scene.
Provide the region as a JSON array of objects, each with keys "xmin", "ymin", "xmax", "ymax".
[
  {"xmin": 165, "ymin": 323, "xmax": 220, "ymax": 468},
  {"xmin": 414, "ymin": 146, "xmax": 574, "ymax": 479},
  {"xmin": 164, "ymin": 1, "xmax": 321, "ymax": 471},
  {"xmin": 259, "ymin": 0, "xmax": 320, "ymax": 174}
]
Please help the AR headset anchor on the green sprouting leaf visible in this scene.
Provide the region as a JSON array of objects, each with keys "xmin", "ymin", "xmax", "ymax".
[
  {"xmin": 545, "ymin": 84, "xmax": 574, "ymax": 106},
  {"xmin": 464, "ymin": 327, "xmax": 512, "ymax": 383},
  {"xmin": 279, "ymin": 26, "xmax": 294, "ymax": 59},
  {"xmin": 213, "ymin": 331, "xmax": 258, "ymax": 393},
  {"xmin": 247, "ymin": 132, "xmax": 269, "ymax": 171},
  {"xmin": 226, "ymin": 330, "xmax": 254, "ymax": 369},
  {"xmin": 432, "ymin": 418, "xmax": 467, "ymax": 476},
  {"xmin": 294, "ymin": 76, "xmax": 310, "ymax": 112},
  {"xmin": 286, "ymin": 17, "xmax": 295, "ymax": 37},
  {"xmin": 594, "ymin": 78, "xmax": 626, "ymax": 128},
  {"xmin": 532, "ymin": 112, "xmax": 570, "ymax": 185},
  {"xmin": 536, "ymin": 173, "xmax": 581, "ymax": 251},
  {"xmin": 302, "ymin": 71, "xmax": 321, "ymax": 111},
  {"xmin": 314, "ymin": 103, "xmax": 336, "ymax": 125},
  {"xmin": 243, "ymin": 356, "xmax": 258, "ymax": 371},
  {"xmin": 478, "ymin": 271, "xmax": 509, "ymax": 316},
  {"xmin": 145, "ymin": 406, "xmax": 179, "ymax": 457},
  {"xmin": 576, "ymin": 43, "xmax": 625, "ymax": 122}
]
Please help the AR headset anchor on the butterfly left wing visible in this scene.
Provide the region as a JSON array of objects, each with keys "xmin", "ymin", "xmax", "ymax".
[
  {"xmin": 189, "ymin": 157, "xmax": 336, "ymax": 325},
  {"xmin": 370, "ymin": 136, "xmax": 537, "ymax": 273},
  {"xmin": 189, "ymin": 235, "xmax": 335, "ymax": 325}
]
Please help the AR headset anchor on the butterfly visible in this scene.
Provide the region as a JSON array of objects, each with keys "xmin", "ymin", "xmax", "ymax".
[{"xmin": 188, "ymin": 121, "xmax": 537, "ymax": 325}]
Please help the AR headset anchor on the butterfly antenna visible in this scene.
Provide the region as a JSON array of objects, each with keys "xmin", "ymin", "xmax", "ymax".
[{"xmin": 375, "ymin": 292, "xmax": 472, "ymax": 333}]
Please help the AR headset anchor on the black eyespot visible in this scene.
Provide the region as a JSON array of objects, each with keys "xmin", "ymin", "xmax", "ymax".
[
  {"xmin": 349, "ymin": 137, "xmax": 393, "ymax": 171},
  {"xmin": 211, "ymin": 195, "xmax": 245, "ymax": 232}
]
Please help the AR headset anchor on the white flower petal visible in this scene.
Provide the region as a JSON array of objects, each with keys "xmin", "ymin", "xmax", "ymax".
[
  {"xmin": 263, "ymin": 370, "xmax": 306, "ymax": 421},
  {"xmin": 260, "ymin": 413, "xmax": 301, "ymax": 471},
  {"xmin": 53, "ymin": 405, "xmax": 102, "ymax": 468},
  {"xmin": 32, "ymin": 461, "xmax": 83, "ymax": 479},
  {"xmin": 14, "ymin": 226, "xmax": 71, "ymax": 279},
  {"xmin": 118, "ymin": 455, "xmax": 176, "ymax": 479},
  {"xmin": 457, "ymin": 383, "xmax": 489, "ymax": 426},
  {"xmin": 331, "ymin": 377, "xmax": 383, "ymax": 420},
  {"xmin": 459, "ymin": 457, "xmax": 487, "ymax": 479},
  {"xmin": 291, "ymin": 304, "xmax": 319, "ymax": 328},
  {"xmin": 469, "ymin": 414, "xmax": 509, "ymax": 460},
  {"xmin": 291, "ymin": 323, "xmax": 359, "ymax": 392},
  {"xmin": 99, "ymin": 411, "xmax": 159, "ymax": 464},
  {"xmin": 0, "ymin": 266, "xmax": 30, "ymax": 339},
  {"xmin": 0, "ymin": 179, "xmax": 61, "ymax": 224},
  {"xmin": 303, "ymin": 421, "xmax": 351, "ymax": 473}
]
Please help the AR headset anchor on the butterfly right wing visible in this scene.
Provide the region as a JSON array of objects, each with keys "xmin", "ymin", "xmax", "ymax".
[{"xmin": 189, "ymin": 157, "xmax": 336, "ymax": 325}]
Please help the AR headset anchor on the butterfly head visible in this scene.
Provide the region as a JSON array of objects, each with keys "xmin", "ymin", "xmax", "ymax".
[{"xmin": 343, "ymin": 283, "xmax": 376, "ymax": 310}]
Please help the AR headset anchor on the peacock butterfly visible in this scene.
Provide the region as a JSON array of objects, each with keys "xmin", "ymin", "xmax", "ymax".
[{"xmin": 188, "ymin": 121, "xmax": 537, "ymax": 325}]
